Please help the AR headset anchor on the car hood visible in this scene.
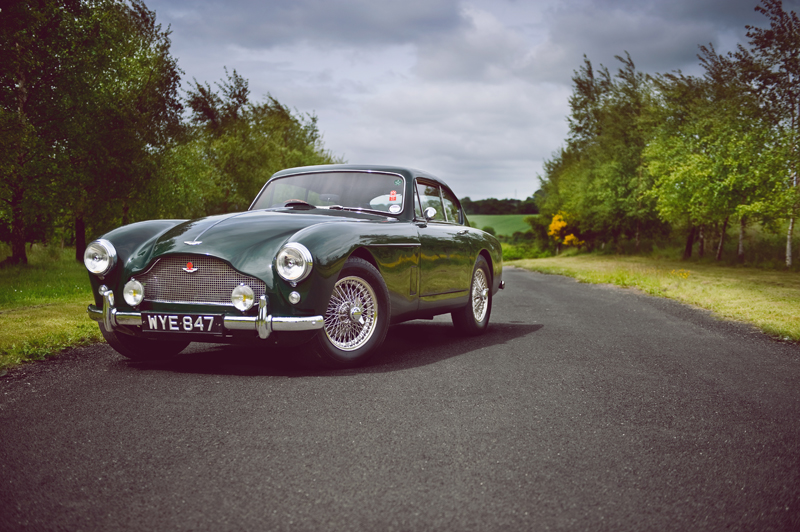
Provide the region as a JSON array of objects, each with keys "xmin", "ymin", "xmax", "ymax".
[{"xmin": 129, "ymin": 209, "xmax": 374, "ymax": 283}]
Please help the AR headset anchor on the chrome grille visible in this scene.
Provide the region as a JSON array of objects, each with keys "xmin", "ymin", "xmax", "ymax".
[{"xmin": 134, "ymin": 254, "xmax": 266, "ymax": 306}]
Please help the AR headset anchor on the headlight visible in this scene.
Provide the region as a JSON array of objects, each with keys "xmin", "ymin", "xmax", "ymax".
[
  {"xmin": 231, "ymin": 284, "xmax": 255, "ymax": 311},
  {"xmin": 84, "ymin": 239, "xmax": 117, "ymax": 276},
  {"xmin": 123, "ymin": 279, "xmax": 145, "ymax": 307},
  {"xmin": 276, "ymin": 243, "xmax": 313, "ymax": 282}
]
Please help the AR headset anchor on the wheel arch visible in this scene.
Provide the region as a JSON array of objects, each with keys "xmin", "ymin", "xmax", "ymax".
[{"xmin": 347, "ymin": 246, "xmax": 379, "ymax": 271}]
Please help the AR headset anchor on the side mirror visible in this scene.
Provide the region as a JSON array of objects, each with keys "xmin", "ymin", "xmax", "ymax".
[{"xmin": 423, "ymin": 207, "xmax": 437, "ymax": 221}]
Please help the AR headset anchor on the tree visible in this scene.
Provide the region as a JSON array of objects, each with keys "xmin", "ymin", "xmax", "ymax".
[
  {"xmin": 171, "ymin": 69, "xmax": 341, "ymax": 216},
  {"xmin": 66, "ymin": 0, "xmax": 183, "ymax": 260},
  {"xmin": 541, "ymin": 53, "xmax": 661, "ymax": 250},
  {"xmin": 0, "ymin": 0, "xmax": 183, "ymax": 264},
  {"xmin": 740, "ymin": 0, "xmax": 800, "ymax": 266},
  {"xmin": 0, "ymin": 0, "xmax": 84, "ymax": 264}
]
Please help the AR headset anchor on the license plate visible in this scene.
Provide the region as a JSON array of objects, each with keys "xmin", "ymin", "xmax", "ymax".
[{"xmin": 141, "ymin": 313, "xmax": 223, "ymax": 334}]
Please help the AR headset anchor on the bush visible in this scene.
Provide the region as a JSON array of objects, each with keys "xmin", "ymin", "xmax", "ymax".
[{"xmin": 501, "ymin": 242, "xmax": 552, "ymax": 260}]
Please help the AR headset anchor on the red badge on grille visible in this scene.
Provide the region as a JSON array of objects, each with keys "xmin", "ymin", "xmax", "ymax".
[{"xmin": 182, "ymin": 261, "xmax": 198, "ymax": 273}]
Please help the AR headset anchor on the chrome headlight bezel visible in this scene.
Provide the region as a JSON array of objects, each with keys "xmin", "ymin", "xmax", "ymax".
[
  {"xmin": 84, "ymin": 239, "xmax": 118, "ymax": 276},
  {"xmin": 275, "ymin": 242, "xmax": 313, "ymax": 283}
]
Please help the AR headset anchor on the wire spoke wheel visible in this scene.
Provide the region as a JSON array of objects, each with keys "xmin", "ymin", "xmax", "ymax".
[
  {"xmin": 471, "ymin": 267, "xmax": 489, "ymax": 322},
  {"xmin": 324, "ymin": 275, "xmax": 379, "ymax": 351}
]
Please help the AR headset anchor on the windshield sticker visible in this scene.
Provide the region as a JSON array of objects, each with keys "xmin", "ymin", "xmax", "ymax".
[
  {"xmin": 389, "ymin": 204, "xmax": 401, "ymax": 214},
  {"xmin": 389, "ymin": 190, "xmax": 397, "ymax": 202},
  {"xmin": 394, "ymin": 179, "xmax": 402, "ymax": 186}
]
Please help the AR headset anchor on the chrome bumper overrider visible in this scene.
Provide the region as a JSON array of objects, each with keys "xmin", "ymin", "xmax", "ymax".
[{"xmin": 87, "ymin": 287, "xmax": 323, "ymax": 340}]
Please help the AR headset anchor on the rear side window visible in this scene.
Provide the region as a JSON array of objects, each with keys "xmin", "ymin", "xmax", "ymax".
[
  {"xmin": 416, "ymin": 181, "xmax": 446, "ymax": 222},
  {"xmin": 440, "ymin": 186, "xmax": 461, "ymax": 224}
]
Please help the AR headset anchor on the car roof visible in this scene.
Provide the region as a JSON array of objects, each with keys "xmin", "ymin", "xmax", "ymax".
[{"xmin": 270, "ymin": 164, "xmax": 451, "ymax": 189}]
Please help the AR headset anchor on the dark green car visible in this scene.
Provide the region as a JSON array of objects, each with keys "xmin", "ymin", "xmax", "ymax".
[{"xmin": 84, "ymin": 164, "xmax": 504, "ymax": 368}]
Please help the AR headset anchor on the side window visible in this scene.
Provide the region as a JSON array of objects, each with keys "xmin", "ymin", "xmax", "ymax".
[
  {"xmin": 440, "ymin": 186, "xmax": 461, "ymax": 224},
  {"xmin": 416, "ymin": 181, "xmax": 445, "ymax": 222}
]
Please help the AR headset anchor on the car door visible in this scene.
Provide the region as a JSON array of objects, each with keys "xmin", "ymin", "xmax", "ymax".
[{"xmin": 415, "ymin": 179, "xmax": 472, "ymax": 302}]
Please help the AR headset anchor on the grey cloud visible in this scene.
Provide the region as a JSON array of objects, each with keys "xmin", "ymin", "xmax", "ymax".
[
  {"xmin": 152, "ymin": 0, "xmax": 466, "ymax": 48},
  {"xmin": 524, "ymin": 0, "xmax": 800, "ymax": 83}
]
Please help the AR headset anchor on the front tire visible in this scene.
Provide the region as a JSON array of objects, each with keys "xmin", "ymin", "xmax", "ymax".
[
  {"xmin": 451, "ymin": 255, "xmax": 492, "ymax": 336},
  {"xmin": 99, "ymin": 324, "xmax": 190, "ymax": 361},
  {"xmin": 307, "ymin": 257, "xmax": 390, "ymax": 368}
]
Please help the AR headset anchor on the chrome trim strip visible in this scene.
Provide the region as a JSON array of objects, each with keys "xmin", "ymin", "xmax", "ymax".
[
  {"xmin": 272, "ymin": 316, "xmax": 325, "ymax": 331},
  {"xmin": 365, "ymin": 243, "xmax": 421, "ymax": 247},
  {"xmin": 115, "ymin": 312, "xmax": 142, "ymax": 326},
  {"xmin": 420, "ymin": 288, "xmax": 469, "ymax": 297},
  {"xmin": 100, "ymin": 286, "xmax": 116, "ymax": 330},
  {"xmin": 89, "ymin": 299, "xmax": 322, "ymax": 336},
  {"xmin": 256, "ymin": 295, "xmax": 271, "ymax": 339},
  {"xmin": 223, "ymin": 315, "xmax": 256, "ymax": 330},
  {"xmin": 88, "ymin": 305, "xmax": 102, "ymax": 322},
  {"xmin": 248, "ymin": 169, "xmax": 406, "ymax": 214}
]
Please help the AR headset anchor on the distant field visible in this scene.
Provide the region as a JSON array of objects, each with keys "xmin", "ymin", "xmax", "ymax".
[{"xmin": 467, "ymin": 214, "xmax": 534, "ymax": 236}]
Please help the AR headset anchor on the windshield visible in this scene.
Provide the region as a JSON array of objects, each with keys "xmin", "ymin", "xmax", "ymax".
[{"xmin": 250, "ymin": 171, "xmax": 405, "ymax": 214}]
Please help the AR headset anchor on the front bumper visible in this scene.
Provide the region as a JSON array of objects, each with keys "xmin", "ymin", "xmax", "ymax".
[{"xmin": 88, "ymin": 286, "xmax": 323, "ymax": 340}]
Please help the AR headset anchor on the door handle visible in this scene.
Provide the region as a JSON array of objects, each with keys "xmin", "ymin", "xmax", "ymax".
[{"xmin": 456, "ymin": 230, "xmax": 468, "ymax": 235}]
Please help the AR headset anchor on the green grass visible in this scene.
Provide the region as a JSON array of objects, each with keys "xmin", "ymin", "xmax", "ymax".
[
  {"xmin": 2, "ymin": 242, "xmax": 798, "ymax": 371},
  {"xmin": 0, "ymin": 245, "xmax": 102, "ymax": 370},
  {"xmin": 468, "ymin": 214, "xmax": 534, "ymax": 236},
  {"xmin": 512, "ymin": 254, "xmax": 800, "ymax": 342}
]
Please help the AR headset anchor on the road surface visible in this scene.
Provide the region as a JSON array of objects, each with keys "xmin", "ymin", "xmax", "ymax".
[{"xmin": 1, "ymin": 267, "xmax": 799, "ymax": 531}]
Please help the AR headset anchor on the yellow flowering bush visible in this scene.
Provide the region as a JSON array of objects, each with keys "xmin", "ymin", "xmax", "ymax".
[
  {"xmin": 548, "ymin": 212, "xmax": 583, "ymax": 250},
  {"xmin": 548, "ymin": 213, "xmax": 568, "ymax": 240},
  {"xmin": 670, "ymin": 269, "xmax": 691, "ymax": 279}
]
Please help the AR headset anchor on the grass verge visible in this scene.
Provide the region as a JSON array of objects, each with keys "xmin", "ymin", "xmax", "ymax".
[
  {"xmin": 0, "ymin": 245, "xmax": 102, "ymax": 371},
  {"xmin": 511, "ymin": 254, "xmax": 800, "ymax": 342}
]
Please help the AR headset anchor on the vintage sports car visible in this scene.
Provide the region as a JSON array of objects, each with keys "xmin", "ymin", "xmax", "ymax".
[{"xmin": 85, "ymin": 164, "xmax": 504, "ymax": 367}]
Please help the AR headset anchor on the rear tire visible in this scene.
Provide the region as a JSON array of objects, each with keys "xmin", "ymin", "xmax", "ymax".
[
  {"xmin": 451, "ymin": 255, "xmax": 492, "ymax": 336},
  {"xmin": 99, "ymin": 324, "xmax": 190, "ymax": 361},
  {"xmin": 306, "ymin": 257, "xmax": 390, "ymax": 368}
]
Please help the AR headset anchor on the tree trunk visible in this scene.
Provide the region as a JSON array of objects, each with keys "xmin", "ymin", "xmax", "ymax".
[
  {"xmin": 7, "ymin": 44, "xmax": 29, "ymax": 266},
  {"xmin": 8, "ymin": 184, "xmax": 28, "ymax": 265},
  {"xmin": 788, "ymin": 216, "xmax": 795, "ymax": 268},
  {"xmin": 716, "ymin": 216, "xmax": 729, "ymax": 261},
  {"xmin": 698, "ymin": 225, "xmax": 705, "ymax": 258},
  {"xmin": 738, "ymin": 217, "xmax": 746, "ymax": 263},
  {"xmin": 75, "ymin": 216, "xmax": 86, "ymax": 263},
  {"xmin": 682, "ymin": 225, "xmax": 695, "ymax": 260},
  {"xmin": 635, "ymin": 220, "xmax": 640, "ymax": 253}
]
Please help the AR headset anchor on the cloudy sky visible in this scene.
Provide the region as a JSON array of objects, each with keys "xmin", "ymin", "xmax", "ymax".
[{"xmin": 145, "ymin": 0, "xmax": 798, "ymax": 200}]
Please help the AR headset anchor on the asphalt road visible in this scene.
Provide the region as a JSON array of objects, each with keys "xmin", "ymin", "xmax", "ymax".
[{"xmin": 1, "ymin": 267, "xmax": 799, "ymax": 532}]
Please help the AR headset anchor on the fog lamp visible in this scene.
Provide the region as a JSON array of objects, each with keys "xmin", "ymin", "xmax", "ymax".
[
  {"xmin": 123, "ymin": 279, "xmax": 145, "ymax": 307},
  {"xmin": 231, "ymin": 284, "xmax": 255, "ymax": 311}
]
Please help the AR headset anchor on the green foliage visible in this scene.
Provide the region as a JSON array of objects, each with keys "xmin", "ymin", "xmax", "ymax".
[
  {"xmin": 0, "ymin": 2, "xmax": 343, "ymax": 258},
  {"xmin": 461, "ymin": 196, "xmax": 539, "ymax": 215},
  {"xmin": 155, "ymin": 70, "xmax": 342, "ymax": 218},
  {"xmin": 0, "ymin": 0, "xmax": 184, "ymax": 262},
  {"xmin": 538, "ymin": 0, "xmax": 800, "ymax": 265}
]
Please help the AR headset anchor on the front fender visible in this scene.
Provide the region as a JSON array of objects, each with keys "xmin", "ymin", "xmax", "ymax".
[
  {"xmin": 87, "ymin": 220, "xmax": 186, "ymax": 306},
  {"xmin": 271, "ymin": 219, "xmax": 419, "ymax": 317}
]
